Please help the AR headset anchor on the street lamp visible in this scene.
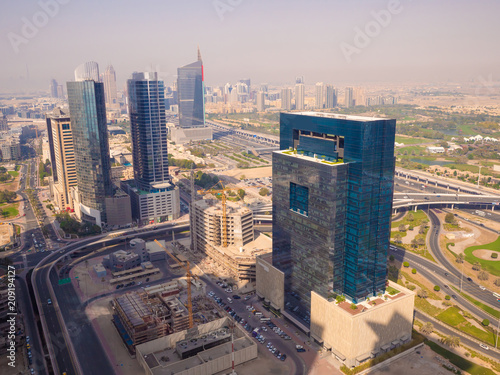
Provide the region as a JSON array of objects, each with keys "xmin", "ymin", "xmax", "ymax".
[{"xmin": 478, "ymin": 166, "xmax": 482, "ymax": 187}]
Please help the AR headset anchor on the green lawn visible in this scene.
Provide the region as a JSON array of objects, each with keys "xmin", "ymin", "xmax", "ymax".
[
  {"xmin": 425, "ymin": 340, "xmax": 497, "ymax": 375},
  {"xmin": 414, "ymin": 296, "xmax": 444, "ymax": 316},
  {"xmin": 7, "ymin": 171, "xmax": 19, "ymax": 177},
  {"xmin": 0, "ymin": 204, "xmax": 19, "ymax": 218},
  {"xmin": 394, "ymin": 136, "xmax": 431, "ymax": 145},
  {"xmin": 459, "ymin": 323, "xmax": 496, "ymax": 346},
  {"xmin": 437, "ymin": 306, "xmax": 466, "ymax": 326},
  {"xmin": 464, "ymin": 236, "xmax": 500, "ymax": 276},
  {"xmin": 391, "ymin": 209, "xmax": 429, "ymax": 228},
  {"xmin": 386, "ymin": 286, "xmax": 400, "ymax": 295}
]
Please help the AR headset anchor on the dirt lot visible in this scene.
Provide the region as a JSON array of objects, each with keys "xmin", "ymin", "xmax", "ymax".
[{"xmin": 223, "ymin": 166, "xmax": 272, "ymax": 180}]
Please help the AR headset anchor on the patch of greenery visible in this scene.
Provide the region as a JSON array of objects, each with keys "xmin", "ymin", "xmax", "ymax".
[
  {"xmin": 450, "ymin": 286, "xmax": 500, "ymax": 319},
  {"xmin": 464, "ymin": 236, "xmax": 500, "ymax": 276},
  {"xmin": 437, "ymin": 307, "xmax": 466, "ymax": 326}
]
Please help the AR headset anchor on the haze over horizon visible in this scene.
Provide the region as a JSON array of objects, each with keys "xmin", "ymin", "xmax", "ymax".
[{"xmin": 1, "ymin": 0, "xmax": 500, "ymax": 93}]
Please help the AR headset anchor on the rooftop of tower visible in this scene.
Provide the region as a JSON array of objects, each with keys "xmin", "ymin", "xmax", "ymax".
[
  {"xmin": 290, "ymin": 111, "xmax": 388, "ymax": 122},
  {"xmin": 276, "ymin": 148, "xmax": 345, "ymax": 165}
]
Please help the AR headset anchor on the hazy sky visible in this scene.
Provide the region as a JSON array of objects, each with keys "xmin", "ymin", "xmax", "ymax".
[{"xmin": 1, "ymin": 0, "xmax": 500, "ymax": 93}]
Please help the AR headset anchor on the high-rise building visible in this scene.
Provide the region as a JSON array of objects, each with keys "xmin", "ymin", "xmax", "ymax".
[
  {"xmin": 295, "ymin": 83, "xmax": 305, "ymax": 110},
  {"xmin": 256, "ymin": 91, "xmax": 265, "ymax": 112},
  {"xmin": 0, "ymin": 113, "xmax": 8, "ymax": 131},
  {"xmin": 46, "ymin": 108, "xmax": 77, "ymax": 211},
  {"xmin": 74, "ymin": 61, "xmax": 100, "ymax": 82},
  {"xmin": 67, "ymin": 80, "xmax": 113, "ymax": 226},
  {"xmin": 281, "ymin": 88, "xmax": 292, "ymax": 110},
  {"xmin": 103, "ymin": 65, "xmax": 118, "ymax": 108},
  {"xmin": 56, "ymin": 85, "xmax": 64, "ymax": 99},
  {"xmin": 315, "ymin": 82, "xmax": 325, "ymax": 109},
  {"xmin": 344, "ymin": 87, "xmax": 354, "ymax": 108},
  {"xmin": 353, "ymin": 87, "xmax": 365, "ymax": 106},
  {"xmin": 272, "ymin": 112, "xmax": 396, "ymax": 306},
  {"xmin": 325, "ymin": 85, "xmax": 337, "ymax": 108},
  {"xmin": 50, "ymin": 79, "xmax": 58, "ymax": 98},
  {"xmin": 123, "ymin": 72, "xmax": 180, "ymax": 225},
  {"xmin": 177, "ymin": 49, "xmax": 205, "ymax": 128}
]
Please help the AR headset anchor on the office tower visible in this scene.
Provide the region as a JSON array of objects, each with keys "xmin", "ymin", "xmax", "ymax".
[
  {"xmin": 295, "ymin": 76, "xmax": 304, "ymax": 84},
  {"xmin": 295, "ymin": 83, "xmax": 305, "ymax": 110},
  {"xmin": 50, "ymin": 79, "xmax": 58, "ymax": 98},
  {"xmin": 103, "ymin": 65, "xmax": 118, "ymax": 108},
  {"xmin": 325, "ymin": 85, "xmax": 337, "ymax": 108},
  {"xmin": 281, "ymin": 88, "xmax": 292, "ymax": 110},
  {"xmin": 122, "ymin": 72, "xmax": 180, "ymax": 224},
  {"xmin": 56, "ymin": 85, "xmax": 64, "ymax": 99},
  {"xmin": 256, "ymin": 91, "xmax": 265, "ymax": 112},
  {"xmin": 74, "ymin": 61, "xmax": 100, "ymax": 82},
  {"xmin": 273, "ymin": 112, "xmax": 396, "ymax": 306},
  {"xmin": 67, "ymin": 80, "xmax": 113, "ymax": 226},
  {"xmin": 0, "ymin": 113, "xmax": 8, "ymax": 131},
  {"xmin": 177, "ymin": 48, "xmax": 205, "ymax": 128},
  {"xmin": 239, "ymin": 79, "xmax": 251, "ymax": 92},
  {"xmin": 260, "ymin": 83, "xmax": 268, "ymax": 93},
  {"xmin": 315, "ymin": 82, "xmax": 324, "ymax": 109},
  {"xmin": 46, "ymin": 108, "xmax": 77, "ymax": 211},
  {"xmin": 344, "ymin": 87, "xmax": 354, "ymax": 108},
  {"xmin": 353, "ymin": 87, "xmax": 365, "ymax": 106}
]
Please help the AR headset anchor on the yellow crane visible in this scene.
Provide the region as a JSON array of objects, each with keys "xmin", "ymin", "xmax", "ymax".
[{"xmin": 154, "ymin": 239, "xmax": 197, "ymax": 329}]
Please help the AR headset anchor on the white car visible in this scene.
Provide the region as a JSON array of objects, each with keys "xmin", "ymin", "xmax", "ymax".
[
  {"xmin": 479, "ymin": 286, "xmax": 486, "ymax": 291},
  {"xmin": 479, "ymin": 343, "xmax": 489, "ymax": 350}
]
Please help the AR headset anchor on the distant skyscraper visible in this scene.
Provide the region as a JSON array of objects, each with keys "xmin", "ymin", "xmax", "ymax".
[
  {"xmin": 239, "ymin": 79, "xmax": 251, "ymax": 93},
  {"xmin": 56, "ymin": 85, "xmax": 64, "ymax": 99},
  {"xmin": 272, "ymin": 112, "xmax": 396, "ymax": 307},
  {"xmin": 177, "ymin": 48, "xmax": 205, "ymax": 128},
  {"xmin": 103, "ymin": 65, "xmax": 118, "ymax": 108},
  {"xmin": 281, "ymin": 88, "xmax": 292, "ymax": 110},
  {"xmin": 315, "ymin": 82, "xmax": 325, "ymax": 109},
  {"xmin": 344, "ymin": 87, "xmax": 354, "ymax": 108},
  {"xmin": 67, "ymin": 80, "xmax": 113, "ymax": 226},
  {"xmin": 124, "ymin": 72, "xmax": 180, "ymax": 224},
  {"xmin": 353, "ymin": 87, "xmax": 365, "ymax": 106},
  {"xmin": 256, "ymin": 91, "xmax": 265, "ymax": 112},
  {"xmin": 295, "ymin": 76, "xmax": 304, "ymax": 84},
  {"xmin": 295, "ymin": 83, "xmax": 305, "ymax": 110},
  {"xmin": 325, "ymin": 85, "xmax": 337, "ymax": 108},
  {"xmin": 50, "ymin": 79, "xmax": 58, "ymax": 98},
  {"xmin": 46, "ymin": 108, "xmax": 77, "ymax": 211},
  {"xmin": 74, "ymin": 61, "xmax": 100, "ymax": 82}
]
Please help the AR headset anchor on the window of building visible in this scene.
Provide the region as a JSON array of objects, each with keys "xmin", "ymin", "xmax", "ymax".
[
  {"xmin": 290, "ymin": 182, "xmax": 309, "ymax": 216},
  {"xmin": 62, "ymin": 123, "xmax": 70, "ymax": 130}
]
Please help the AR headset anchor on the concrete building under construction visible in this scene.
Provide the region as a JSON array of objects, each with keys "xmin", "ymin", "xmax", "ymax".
[{"xmin": 191, "ymin": 198, "xmax": 271, "ymax": 281}]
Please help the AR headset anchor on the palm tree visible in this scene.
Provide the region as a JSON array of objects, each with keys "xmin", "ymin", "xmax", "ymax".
[
  {"xmin": 394, "ymin": 233, "xmax": 402, "ymax": 244},
  {"xmin": 472, "ymin": 262, "xmax": 481, "ymax": 271},
  {"xmin": 440, "ymin": 335, "xmax": 460, "ymax": 348},
  {"xmin": 417, "ymin": 289, "xmax": 428, "ymax": 299},
  {"xmin": 456, "ymin": 253, "xmax": 464, "ymax": 264},
  {"xmin": 420, "ymin": 322, "xmax": 434, "ymax": 334}
]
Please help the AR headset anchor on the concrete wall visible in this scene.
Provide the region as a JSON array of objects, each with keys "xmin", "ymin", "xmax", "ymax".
[
  {"xmin": 255, "ymin": 255, "xmax": 285, "ymax": 310},
  {"xmin": 310, "ymin": 281, "xmax": 415, "ymax": 367}
]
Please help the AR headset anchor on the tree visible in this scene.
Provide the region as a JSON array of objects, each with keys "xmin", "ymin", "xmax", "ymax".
[
  {"xmin": 398, "ymin": 224, "xmax": 406, "ymax": 232},
  {"xmin": 420, "ymin": 322, "xmax": 434, "ymax": 334},
  {"xmin": 389, "ymin": 255, "xmax": 395, "ymax": 262},
  {"xmin": 472, "ymin": 262, "xmax": 481, "ymax": 271},
  {"xmin": 440, "ymin": 336, "xmax": 460, "ymax": 348},
  {"xmin": 445, "ymin": 213, "xmax": 455, "ymax": 224},
  {"xmin": 417, "ymin": 289, "xmax": 428, "ymax": 299},
  {"xmin": 434, "ymin": 285, "xmax": 440, "ymax": 292},
  {"xmin": 456, "ymin": 253, "xmax": 464, "ymax": 264},
  {"xmin": 416, "ymin": 237, "xmax": 425, "ymax": 247},
  {"xmin": 494, "ymin": 278, "xmax": 500, "ymax": 287},
  {"xmin": 419, "ymin": 225, "xmax": 426, "ymax": 234},
  {"xmin": 394, "ymin": 233, "xmax": 402, "ymax": 244},
  {"xmin": 412, "ymin": 268, "xmax": 417, "ymax": 274},
  {"xmin": 478, "ymin": 271, "xmax": 489, "ymax": 281},
  {"xmin": 259, "ymin": 188, "xmax": 269, "ymax": 196},
  {"xmin": 237, "ymin": 189, "xmax": 246, "ymax": 199},
  {"xmin": 239, "ymin": 175, "xmax": 246, "ymax": 180},
  {"xmin": 403, "ymin": 261, "xmax": 410, "ymax": 268},
  {"xmin": 411, "ymin": 239, "xmax": 418, "ymax": 248},
  {"xmin": 482, "ymin": 319, "xmax": 490, "ymax": 327},
  {"xmin": 407, "ymin": 213, "xmax": 414, "ymax": 222}
]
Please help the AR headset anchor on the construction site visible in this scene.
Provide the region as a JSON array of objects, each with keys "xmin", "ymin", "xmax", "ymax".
[
  {"xmin": 190, "ymin": 196, "xmax": 272, "ymax": 284},
  {"xmin": 111, "ymin": 279, "xmax": 223, "ymax": 354}
]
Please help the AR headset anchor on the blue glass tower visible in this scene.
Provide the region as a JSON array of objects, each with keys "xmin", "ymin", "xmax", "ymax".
[
  {"xmin": 67, "ymin": 80, "xmax": 113, "ymax": 224},
  {"xmin": 177, "ymin": 50, "xmax": 205, "ymax": 128},
  {"xmin": 272, "ymin": 112, "xmax": 395, "ymax": 313}
]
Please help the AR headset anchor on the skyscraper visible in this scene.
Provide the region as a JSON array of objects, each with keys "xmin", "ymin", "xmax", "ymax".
[
  {"xmin": 281, "ymin": 88, "xmax": 292, "ymax": 110},
  {"xmin": 74, "ymin": 61, "xmax": 100, "ymax": 82},
  {"xmin": 50, "ymin": 79, "xmax": 58, "ymax": 98},
  {"xmin": 46, "ymin": 108, "xmax": 77, "ymax": 211},
  {"xmin": 67, "ymin": 80, "xmax": 113, "ymax": 226},
  {"xmin": 295, "ymin": 83, "xmax": 305, "ymax": 110},
  {"xmin": 272, "ymin": 112, "xmax": 395, "ymax": 307},
  {"xmin": 256, "ymin": 91, "xmax": 265, "ymax": 112},
  {"xmin": 123, "ymin": 72, "xmax": 180, "ymax": 224},
  {"xmin": 103, "ymin": 65, "xmax": 118, "ymax": 108},
  {"xmin": 315, "ymin": 82, "xmax": 324, "ymax": 109},
  {"xmin": 324, "ymin": 85, "xmax": 337, "ymax": 108},
  {"xmin": 344, "ymin": 87, "xmax": 354, "ymax": 108},
  {"xmin": 177, "ymin": 49, "xmax": 205, "ymax": 128}
]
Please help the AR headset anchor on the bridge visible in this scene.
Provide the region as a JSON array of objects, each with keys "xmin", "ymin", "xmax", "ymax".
[{"xmin": 207, "ymin": 120, "xmax": 280, "ymax": 146}]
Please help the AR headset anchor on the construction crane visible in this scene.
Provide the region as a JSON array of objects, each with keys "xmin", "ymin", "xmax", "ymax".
[{"xmin": 154, "ymin": 239, "xmax": 197, "ymax": 329}]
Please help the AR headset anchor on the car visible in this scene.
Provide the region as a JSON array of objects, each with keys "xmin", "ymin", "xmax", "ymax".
[
  {"xmin": 451, "ymin": 295, "xmax": 457, "ymax": 300},
  {"xmin": 444, "ymin": 284, "xmax": 448, "ymax": 288},
  {"xmin": 47, "ymin": 299, "xmax": 52, "ymax": 305},
  {"xmin": 444, "ymin": 272, "xmax": 449, "ymax": 277},
  {"xmin": 479, "ymin": 286, "xmax": 486, "ymax": 291},
  {"xmin": 232, "ymin": 295, "xmax": 241, "ymax": 299},
  {"xmin": 30, "ymin": 369, "xmax": 34, "ymax": 374},
  {"xmin": 267, "ymin": 342, "xmax": 272, "ymax": 348},
  {"xmin": 467, "ymin": 277, "xmax": 473, "ymax": 282},
  {"xmin": 280, "ymin": 354, "xmax": 287, "ymax": 361},
  {"xmin": 480, "ymin": 343, "xmax": 489, "ymax": 350},
  {"xmin": 26, "ymin": 336, "xmax": 30, "ymax": 343},
  {"xmin": 244, "ymin": 296, "xmax": 251, "ymax": 300}
]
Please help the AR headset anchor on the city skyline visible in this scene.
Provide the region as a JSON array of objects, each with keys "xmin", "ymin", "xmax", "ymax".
[{"xmin": 2, "ymin": 0, "xmax": 500, "ymax": 92}]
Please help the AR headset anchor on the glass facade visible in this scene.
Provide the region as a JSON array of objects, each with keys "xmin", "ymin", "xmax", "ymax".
[
  {"xmin": 273, "ymin": 112, "xmax": 396, "ymax": 311},
  {"xmin": 177, "ymin": 60, "xmax": 205, "ymax": 128},
  {"xmin": 127, "ymin": 72, "xmax": 170, "ymax": 191},
  {"xmin": 67, "ymin": 80, "xmax": 113, "ymax": 222}
]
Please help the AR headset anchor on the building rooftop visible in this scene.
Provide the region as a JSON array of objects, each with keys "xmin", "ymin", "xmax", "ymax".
[
  {"xmin": 289, "ymin": 111, "xmax": 388, "ymax": 122},
  {"xmin": 276, "ymin": 149, "xmax": 345, "ymax": 165},
  {"xmin": 212, "ymin": 232, "xmax": 272, "ymax": 260}
]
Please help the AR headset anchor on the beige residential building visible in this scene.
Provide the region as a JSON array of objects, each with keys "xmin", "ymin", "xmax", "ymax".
[{"xmin": 46, "ymin": 108, "xmax": 77, "ymax": 211}]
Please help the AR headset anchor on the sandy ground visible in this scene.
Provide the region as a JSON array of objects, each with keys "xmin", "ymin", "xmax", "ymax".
[
  {"xmin": 0, "ymin": 223, "xmax": 14, "ymax": 247},
  {"xmin": 473, "ymin": 249, "xmax": 500, "ymax": 261},
  {"xmin": 86, "ymin": 297, "xmax": 144, "ymax": 375},
  {"xmin": 223, "ymin": 166, "xmax": 272, "ymax": 180}
]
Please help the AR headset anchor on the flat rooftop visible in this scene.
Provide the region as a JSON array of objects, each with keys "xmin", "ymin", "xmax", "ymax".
[
  {"xmin": 289, "ymin": 111, "xmax": 388, "ymax": 122},
  {"xmin": 212, "ymin": 232, "xmax": 272, "ymax": 260},
  {"xmin": 276, "ymin": 149, "xmax": 345, "ymax": 166}
]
